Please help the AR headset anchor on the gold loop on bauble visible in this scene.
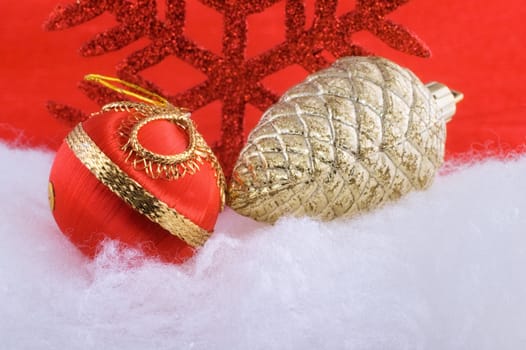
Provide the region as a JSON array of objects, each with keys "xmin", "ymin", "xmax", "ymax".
[{"xmin": 128, "ymin": 113, "xmax": 197, "ymax": 166}]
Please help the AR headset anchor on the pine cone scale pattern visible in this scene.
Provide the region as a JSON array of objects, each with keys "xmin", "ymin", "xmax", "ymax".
[{"xmin": 229, "ymin": 57, "xmax": 446, "ymax": 223}]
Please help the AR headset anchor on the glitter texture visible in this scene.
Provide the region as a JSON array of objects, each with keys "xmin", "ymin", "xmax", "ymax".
[
  {"xmin": 44, "ymin": 0, "xmax": 430, "ymax": 176},
  {"xmin": 229, "ymin": 56, "xmax": 447, "ymax": 222}
]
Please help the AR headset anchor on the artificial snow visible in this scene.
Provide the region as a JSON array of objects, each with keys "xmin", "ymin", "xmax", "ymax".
[{"xmin": 0, "ymin": 142, "xmax": 525, "ymax": 349}]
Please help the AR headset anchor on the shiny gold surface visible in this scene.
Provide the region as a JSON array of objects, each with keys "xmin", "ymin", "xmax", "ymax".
[
  {"xmin": 229, "ymin": 56, "xmax": 454, "ymax": 223},
  {"xmin": 48, "ymin": 182, "xmax": 55, "ymax": 211}
]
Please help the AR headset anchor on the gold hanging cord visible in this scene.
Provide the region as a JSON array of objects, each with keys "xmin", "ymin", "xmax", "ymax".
[{"xmin": 84, "ymin": 74, "xmax": 170, "ymax": 107}]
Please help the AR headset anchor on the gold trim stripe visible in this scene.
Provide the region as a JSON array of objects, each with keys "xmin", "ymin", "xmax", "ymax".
[{"xmin": 66, "ymin": 124, "xmax": 211, "ymax": 248}]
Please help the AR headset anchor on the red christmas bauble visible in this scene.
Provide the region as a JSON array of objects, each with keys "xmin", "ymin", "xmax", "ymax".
[{"xmin": 48, "ymin": 102, "xmax": 225, "ymax": 263}]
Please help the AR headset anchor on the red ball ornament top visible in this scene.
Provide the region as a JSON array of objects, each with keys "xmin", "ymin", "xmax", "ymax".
[{"xmin": 49, "ymin": 75, "xmax": 225, "ymax": 262}]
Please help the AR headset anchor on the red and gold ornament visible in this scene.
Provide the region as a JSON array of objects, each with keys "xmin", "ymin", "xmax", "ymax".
[{"xmin": 48, "ymin": 75, "xmax": 225, "ymax": 263}]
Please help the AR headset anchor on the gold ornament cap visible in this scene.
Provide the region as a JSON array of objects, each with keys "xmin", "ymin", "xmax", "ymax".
[{"xmin": 426, "ymin": 81, "xmax": 464, "ymax": 122}]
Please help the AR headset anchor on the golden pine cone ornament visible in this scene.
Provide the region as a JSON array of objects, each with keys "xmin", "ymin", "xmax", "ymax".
[{"xmin": 228, "ymin": 56, "xmax": 462, "ymax": 223}]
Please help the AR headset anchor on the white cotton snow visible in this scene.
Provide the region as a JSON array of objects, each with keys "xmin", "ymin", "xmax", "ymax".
[{"xmin": 1, "ymin": 142, "xmax": 525, "ymax": 350}]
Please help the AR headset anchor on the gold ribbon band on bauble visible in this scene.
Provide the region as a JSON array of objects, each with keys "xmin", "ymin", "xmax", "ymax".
[{"xmin": 66, "ymin": 124, "xmax": 211, "ymax": 247}]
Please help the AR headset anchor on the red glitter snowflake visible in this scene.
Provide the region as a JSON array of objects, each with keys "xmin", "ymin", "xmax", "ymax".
[{"xmin": 45, "ymin": 0, "xmax": 430, "ymax": 176}]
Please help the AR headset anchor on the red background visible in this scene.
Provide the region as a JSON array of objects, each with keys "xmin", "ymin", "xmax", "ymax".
[{"xmin": 1, "ymin": 0, "xmax": 525, "ymax": 157}]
